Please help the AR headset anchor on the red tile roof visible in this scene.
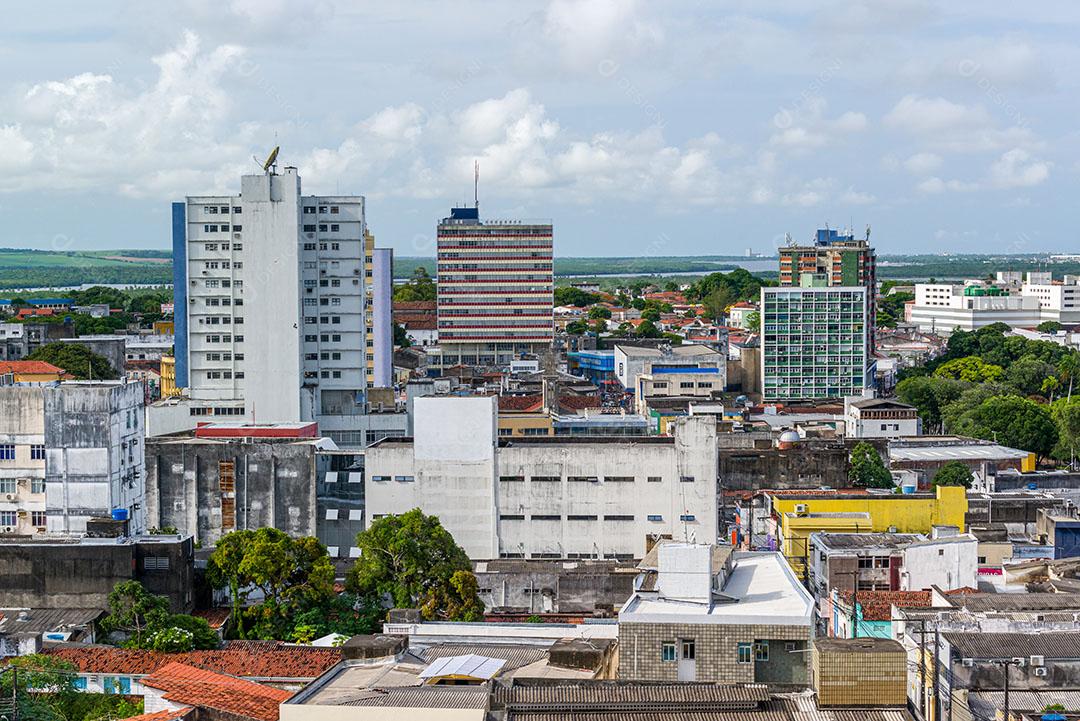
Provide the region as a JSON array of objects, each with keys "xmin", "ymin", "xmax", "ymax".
[
  {"xmin": 0, "ymin": 360, "xmax": 65, "ymax": 375},
  {"xmin": 839, "ymin": 590, "xmax": 933, "ymax": 621},
  {"xmin": 393, "ymin": 301, "xmax": 437, "ymax": 311},
  {"xmin": 498, "ymin": 394, "xmax": 544, "ymax": 412},
  {"xmin": 45, "ymin": 640, "xmax": 341, "ymax": 679},
  {"xmin": 558, "ymin": 394, "xmax": 602, "ymax": 412},
  {"xmin": 121, "ymin": 709, "xmax": 194, "ymax": 721},
  {"xmin": 191, "ymin": 608, "xmax": 230, "ymax": 630},
  {"xmin": 141, "ymin": 662, "xmax": 292, "ymax": 721}
]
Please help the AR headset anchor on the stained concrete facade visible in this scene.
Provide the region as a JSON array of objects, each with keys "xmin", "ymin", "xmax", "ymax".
[
  {"xmin": 0, "ymin": 381, "xmax": 147, "ymax": 536},
  {"xmin": 144, "ymin": 435, "xmax": 364, "ymax": 555},
  {"xmin": 0, "ymin": 535, "xmax": 194, "ymax": 612},
  {"xmin": 365, "ymin": 396, "xmax": 718, "ymax": 560}
]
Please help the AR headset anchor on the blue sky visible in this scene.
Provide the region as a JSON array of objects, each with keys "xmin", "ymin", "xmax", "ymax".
[{"xmin": 0, "ymin": 1, "xmax": 1077, "ymax": 256}]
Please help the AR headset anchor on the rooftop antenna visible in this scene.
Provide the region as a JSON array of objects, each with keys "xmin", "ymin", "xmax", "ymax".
[
  {"xmin": 474, "ymin": 160, "xmax": 480, "ymax": 209},
  {"xmin": 865, "ymin": 224, "xmax": 871, "ymax": 243}
]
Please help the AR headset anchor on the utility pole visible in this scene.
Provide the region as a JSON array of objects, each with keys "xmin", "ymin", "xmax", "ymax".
[
  {"xmin": 838, "ymin": 570, "xmax": 860, "ymax": 638},
  {"xmin": 918, "ymin": 619, "xmax": 927, "ymax": 721}
]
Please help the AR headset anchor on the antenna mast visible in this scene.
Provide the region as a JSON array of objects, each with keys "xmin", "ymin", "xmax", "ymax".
[{"xmin": 474, "ymin": 160, "xmax": 479, "ymax": 209}]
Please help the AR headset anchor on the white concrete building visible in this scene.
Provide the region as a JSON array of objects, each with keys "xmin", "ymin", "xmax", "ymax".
[
  {"xmin": 614, "ymin": 344, "xmax": 725, "ymax": 394},
  {"xmin": 843, "ymin": 397, "xmax": 920, "ymax": 438},
  {"xmin": 164, "ymin": 166, "xmax": 402, "ymax": 447},
  {"xmin": 908, "ymin": 273, "xmax": 1080, "ymax": 333},
  {"xmin": 365, "ymin": 396, "xmax": 718, "ymax": 559},
  {"xmin": 0, "ymin": 381, "xmax": 146, "ymax": 536}
]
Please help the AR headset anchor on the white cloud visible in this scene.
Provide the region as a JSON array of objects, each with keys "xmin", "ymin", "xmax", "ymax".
[
  {"xmin": 883, "ymin": 94, "xmax": 1039, "ymax": 153},
  {"xmin": 989, "ymin": 148, "xmax": 1050, "ymax": 188},
  {"xmin": 917, "ymin": 176, "xmax": 978, "ymax": 193},
  {"xmin": 903, "ymin": 152, "xmax": 942, "ymax": 174},
  {"xmin": 0, "ymin": 31, "xmax": 250, "ymax": 197},
  {"xmin": 769, "ymin": 96, "xmax": 867, "ymax": 153},
  {"xmin": 534, "ymin": 0, "xmax": 664, "ymax": 73}
]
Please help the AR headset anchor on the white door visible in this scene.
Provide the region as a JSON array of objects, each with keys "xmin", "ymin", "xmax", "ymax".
[{"xmin": 678, "ymin": 639, "xmax": 696, "ymax": 681}]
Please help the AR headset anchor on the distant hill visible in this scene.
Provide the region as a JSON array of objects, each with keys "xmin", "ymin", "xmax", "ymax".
[{"xmin": 0, "ymin": 248, "xmax": 173, "ymax": 290}]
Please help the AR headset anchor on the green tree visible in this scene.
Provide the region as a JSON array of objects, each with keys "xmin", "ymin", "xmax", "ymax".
[
  {"xmin": 206, "ymin": 529, "xmax": 254, "ymax": 638},
  {"xmin": 0, "ymin": 654, "xmax": 82, "ymax": 720},
  {"xmin": 1037, "ymin": 320, "xmax": 1064, "ymax": 334},
  {"xmin": 744, "ymin": 310, "xmax": 760, "ymax": 333},
  {"xmin": 634, "ymin": 320, "xmax": 661, "ymax": 338},
  {"xmin": 565, "ymin": 320, "xmax": 588, "ymax": 335},
  {"xmin": 393, "ymin": 267, "xmax": 437, "ymax": 302},
  {"xmin": 99, "ymin": 580, "xmax": 170, "ymax": 646},
  {"xmin": 26, "ymin": 342, "xmax": 118, "ymax": 380},
  {"xmin": 934, "ymin": 356, "xmax": 1005, "ymax": 383},
  {"xmin": 932, "ymin": 461, "xmax": 974, "ymax": 488},
  {"xmin": 553, "ymin": 286, "xmax": 602, "ymax": 308},
  {"xmin": 641, "ymin": 308, "xmax": 661, "ymax": 322},
  {"xmin": 1058, "ymin": 354, "xmax": 1080, "ymax": 402},
  {"xmin": 289, "ymin": 593, "xmax": 384, "ymax": 642},
  {"xmin": 848, "ymin": 442, "xmax": 894, "ymax": 489},
  {"xmin": 588, "ymin": 306, "xmax": 612, "ymax": 319},
  {"xmin": 952, "ymin": 395, "xmax": 1058, "ymax": 459},
  {"xmin": 393, "ymin": 322, "xmax": 411, "ymax": 348},
  {"xmin": 1005, "ymin": 356, "xmax": 1057, "ymax": 396},
  {"xmin": 1051, "ymin": 397, "xmax": 1080, "ymax": 464},
  {"xmin": 347, "ymin": 508, "xmax": 483, "ymax": 621},
  {"xmin": 630, "ymin": 298, "xmax": 646, "ymax": 310},
  {"xmin": 896, "ymin": 376, "xmax": 966, "ymax": 432}
]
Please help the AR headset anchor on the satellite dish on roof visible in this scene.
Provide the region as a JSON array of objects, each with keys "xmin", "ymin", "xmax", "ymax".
[{"xmin": 254, "ymin": 145, "xmax": 280, "ymax": 174}]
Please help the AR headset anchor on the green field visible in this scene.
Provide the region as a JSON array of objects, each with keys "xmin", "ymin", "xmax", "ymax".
[{"xmin": 0, "ymin": 248, "xmax": 173, "ymax": 290}]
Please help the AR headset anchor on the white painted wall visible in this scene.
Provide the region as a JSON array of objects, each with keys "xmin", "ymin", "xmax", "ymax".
[{"xmin": 900, "ymin": 536, "xmax": 977, "ymax": 592}]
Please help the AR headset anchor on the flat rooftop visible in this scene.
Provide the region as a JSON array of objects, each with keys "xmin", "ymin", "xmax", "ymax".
[
  {"xmin": 813, "ymin": 533, "xmax": 924, "ymax": 550},
  {"xmin": 620, "ymin": 552, "xmax": 813, "ymax": 626}
]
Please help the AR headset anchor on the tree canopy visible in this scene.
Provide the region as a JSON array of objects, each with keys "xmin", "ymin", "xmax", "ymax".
[
  {"xmin": 554, "ymin": 286, "xmax": 603, "ymax": 308},
  {"xmin": 932, "ymin": 461, "xmax": 974, "ymax": 488},
  {"xmin": 848, "ymin": 442, "xmax": 894, "ymax": 489},
  {"xmin": 347, "ymin": 508, "xmax": 484, "ymax": 622},
  {"xmin": 26, "ymin": 342, "xmax": 118, "ymax": 380},
  {"xmin": 951, "ymin": 395, "xmax": 1058, "ymax": 459},
  {"xmin": 393, "ymin": 266, "xmax": 436, "ymax": 302},
  {"xmin": 99, "ymin": 580, "xmax": 218, "ymax": 651}
]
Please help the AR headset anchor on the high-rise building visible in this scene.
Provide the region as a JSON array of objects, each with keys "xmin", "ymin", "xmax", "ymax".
[
  {"xmin": 760, "ymin": 287, "xmax": 870, "ymax": 401},
  {"xmin": 778, "ymin": 228, "xmax": 877, "ymax": 348},
  {"xmin": 433, "ymin": 207, "xmax": 553, "ymax": 370},
  {"xmin": 165, "ymin": 166, "xmax": 403, "ymax": 446}
]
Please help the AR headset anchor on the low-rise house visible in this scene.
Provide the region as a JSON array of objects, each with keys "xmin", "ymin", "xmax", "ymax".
[
  {"xmin": 618, "ymin": 544, "xmax": 814, "ymax": 684},
  {"xmin": 0, "ymin": 360, "xmax": 68, "ymax": 383},
  {"xmin": 0, "ymin": 607, "xmax": 102, "ymax": 657},
  {"xmin": 843, "ymin": 397, "xmax": 920, "ymax": 438},
  {"xmin": 118, "ymin": 661, "xmax": 292, "ymax": 721}
]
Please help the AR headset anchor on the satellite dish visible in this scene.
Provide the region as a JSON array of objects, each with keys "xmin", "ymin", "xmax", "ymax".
[{"xmin": 261, "ymin": 146, "xmax": 280, "ymax": 173}]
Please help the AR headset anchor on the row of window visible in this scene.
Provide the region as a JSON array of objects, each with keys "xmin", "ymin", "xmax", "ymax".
[
  {"xmin": 204, "ymin": 371, "xmax": 245, "ymax": 380},
  {"xmin": 370, "ymin": 475, "xmax": 415, "ymax": 482},
  {"xmin": 189, "ymin": 406, "xmax": 245, "ymax": 416},
  {"xmin": 304, "ymin": 334, "xmax": 344, "ymax": 343},
  {"xmin": 499, "ymin": 513, "xmax": 695, "ymax": 522},
  {"xmin": 303, "ymin": 205, "xmax": 341, "ymax": 214},
  {"xmin": 202, "ymin": 224, "xmax": 241, "ymax": 233},
  {"xmin": 304, "ymin": 316, "xmax": 343, "ymax": 325},
  {"xmin": 498, "ymin": 552, "xmax": 634, "ymax": 560},
  {"xmin": 304, "ymin": 370, "xmax": 345, "ymax": 379},
  {"xmin": 323, "ymin": 508, "xmax": 363, "ymax": 521},
  {"xmin": 0, "ymin": 477, "xmax": 45, "ymax": 493},
  {"xmin": 202, "ymin": 205, "xmax": 241, "ymax": 215},
  {"xmin": 201, "ymin": 242, "xmax": 242, "ymax": 251},
  {"xmin": 304, "ymin": 278, "xmax": 348, "ymax": 288},
  {"xmin": 660, "ymin": 641, "xmax": 774, "ymax": 664},
  {"xmin": 302, "ymin": 226, "xmax": 342, "ymax": 234},
  {"xmin": 302, "ymin": 298, "xmax": 343, "ymax": 306},
  {"xmin": 203, "ymin": 297, "xmax": 243, "ymax": 307},
  {"xmin": 498, "ymin": 474, "xmax": 694, "ymax": 483},
  {"xmin": 202, "ymin": 334, "xmax": 243, "ymax": 343},
  {"xmin": 205, "ymin": 352, "xmax": 244, "ymax": 361},
  {"xmin": 0, "ymin": 510, "xmax": 46, "ymax": 526},
  {"xmin": 199, "ymin": 316, "xmax": 244, "ymax": 325},
  {"xmin": 203, "ymin": 261, "xmax": 243, "ymax": 270},
  {"xmin": 0, "ymin": 445, "xmax": 45, "ymax": 461},
  {"xmin": 202, "ymin": 279, "xmax": 243, "ymax": 288},
  {"xmin": 305, "ymin": 352, "xmax": 343, "ymax": 360}
]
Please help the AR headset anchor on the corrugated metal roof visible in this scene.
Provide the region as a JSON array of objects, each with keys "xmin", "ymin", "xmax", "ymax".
[
  {"xmin": 968, "ymin": 689, "xmax": 1080, "ymax": 716},
  {"xmin": 0, "ymin": 608, "xmax": 102, "ymax": 635},
  {"xmin": 496, "ymin": 683, "xmax": 770, "ymax": 710},
  {"xmin": 943, "ymin": 631, "xmax": 1080, "ymax": 658},
  {"xmin": 341, "ymin": 687, "xmax": 489, "ymax": 709},
  {"xmin": 418, "ymin": 654, "xmax": 505, "ymax": 681},
  {"xmin": 945, "ymin": 593, "xmax": 1080, "ymax": 612}
]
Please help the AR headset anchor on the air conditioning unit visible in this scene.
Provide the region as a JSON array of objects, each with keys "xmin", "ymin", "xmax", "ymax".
[
  {"xmin": 794, "ymin": 504, "xmax": 808, "ymax": 514},
  {"xmin": 2, "ymin": 527, "xmax": 13, "ymax": 533},
  {"xmin": 961, "ymin": 658, "xmax": 974, "ymax": 667},
  {"xmin": 4, "ymin": 494, "xmax": 13, "ymax": 501},
  {"xmin": 1030, "ymin": 655, "xmax": 1045, "ymax": 667},
  {"xmin": 1011, "ymin": 657, "xmax": 1026, "ymax": 667},
  {"xmin": 1034, "ymin": 666, "xmax": 1048, "ymax": 676}
]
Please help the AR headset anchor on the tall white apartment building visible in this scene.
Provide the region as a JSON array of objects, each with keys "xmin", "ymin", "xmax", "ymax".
[
  {"xmin": 0, "ymin": 381, "xmax": 146, "ymax": 536},
  {"xmin": 167, "ymin": 166, "xmax": 401, "ymax": 446}
]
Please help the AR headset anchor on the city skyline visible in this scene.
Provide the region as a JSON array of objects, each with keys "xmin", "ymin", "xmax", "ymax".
[{"xmin": 0, "ymin": 2, "xmax": 1077, "ymax": 255}]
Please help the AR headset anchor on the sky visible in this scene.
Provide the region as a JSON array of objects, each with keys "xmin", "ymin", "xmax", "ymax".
[{"xmin": 0, "ymin": 0, "xmax": 1078, "ymax": 257}]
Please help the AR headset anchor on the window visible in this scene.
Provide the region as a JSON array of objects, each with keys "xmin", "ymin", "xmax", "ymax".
[
  {"xmin": 978, "ymin": 556, "xmax": 987, "ymax": 564},
  {"xmin": 604, "ymin": 514, "xmax": 634, "ymax": 521},
  {"xmin": 395, "ymin": 475, "xmax": 414, "ymax": 482},
  {"xmin": 662, "ymin": 643, "xmax": 676, "ymax": 662},
  {"xmin": 330, "ymin": 226, "xmax": 339, "ymax": 233},
  {"xmin": 499, "ymin": 475, "xmax": 525, "ymax": 482},
  {"xmin": 304, "ymin": 242, "xmax": 316, "ymax": 250},
  {"xmin": 325, "ymin": 509, "xmax": 339, "ymax": 520},
  {"xmin": 647, "ymin": 514, "xmax": 663, "ymax": 522},
  {"xmin": 680, "ymin": 476, "xmax": 695, "ymax": 483},
  {"xmin": 567, "ymin": 514, "xmax": 598, "ymax": 521},
  {"xmin": 755, "ymin": 642, "xmax": 769, "ymax": 662},
  {"xmin": 680, "ymin": 381, "xmax": 694, "ymax": 389},
  {"xmin": 680, "ymin": 514, "xmax": 696, "ymax": 522},
  {"xmin": 531, "ymin": 475, "xmax": 560, "ymax": 483},
  {"xmin": 0, "ymin": 445, "xmax": 15, "ymax": 460},
  {"xmin": 0, "ymin": 511, "xmax": 15, "ymax": 526},
  {"xmin": 605, "ymin": 476, "xmax": 634, "ymax": 483},
  {"xmin": 647, "ymin": 476, "xmax": 662, "ymax": 483},
  {"xmin": 371, "ymin": 475, "xmax": 391, "ymax": 482},
  {"xmin": 499, "ymin": 514, "xmax": 525, "ymax": 520},
  {"xmin": 737, "ymin": 643, "xmax": 753, "ymax": 664},
  {"xmin": 304, "ymin": 224, "xmax": 317, "ymax": 232},
  {"xmin": 304, "ymin": 206, "xmax": 315, "ymax": 214},
  {"xmin": 30, "ymin": 445, "xmax": 45, "ymax": 460},
  {"xmin": 31, "ymin": 478, "xmax": 45, "ymax": 494},
  {"xmin": 319, "ymin": 225, "xmax": 328, "ymax": 232},
  {"xmin": 568, "ymin": 476, "xmax": 598, "ymax": 483},
  {"xmin": 531, "ymin": 514, "xmax": 561, "ymax": 521},
  {"xmin": 0, "ymin": 479, "xmax": 15, "ymax": 493},
  {"xmin": 233, "ymin": 206, "xmax": 241, "ymax": 213},
  {"xmin": 330, "ymin": 206, "xmax": 339, "ymax": 213},
  {"xmin": 682, "ymin": 639, "xmax": 695, "ymax": 660}
]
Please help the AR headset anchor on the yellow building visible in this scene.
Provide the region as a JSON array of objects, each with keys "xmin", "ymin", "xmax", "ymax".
[
  {"xmin": 153, "ymin": 320, "xmax": 174, "ymax": 335},
  {"xmin": 498, "ymin": 412, "xmax": 554, "ymax": 437},
  {"xmin": 771, "ymin": 486, "xmax": 968, "ymax": 576},
  {"xmin": 160, "ymin": 355, "xmax": 183, "ymax": 397}
]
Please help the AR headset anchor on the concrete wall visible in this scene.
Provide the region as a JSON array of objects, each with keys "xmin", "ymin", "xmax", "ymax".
[
  {"xmin": 144, "ymin": 437, "xmax": 317, "ymax": 547},
  {"xmin": 474, "ymin": 559, "xmax": 636, "ymax": 613},
  {"xmin": 58, "ymin": 337, "xmax": 126, "ymax": 374},
  {"xmin": 0, "ymin": 387, "xmax": 46, "ymax": 534},
  {"xmin": 718, "ymin": 440, "xmax": 886, "ymax": 490},
  {"xmin": 366, "ymin": 398, "xmax": 717, "ymax": 560},
  {"xmin": 902, "ymin": 538, "xmax": 978, "ymax": 591}
]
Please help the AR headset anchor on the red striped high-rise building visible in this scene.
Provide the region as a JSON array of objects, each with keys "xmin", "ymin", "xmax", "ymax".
[{"xmin": 433, "ymin": 207, "xmax": 554, "ymax": 369}]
